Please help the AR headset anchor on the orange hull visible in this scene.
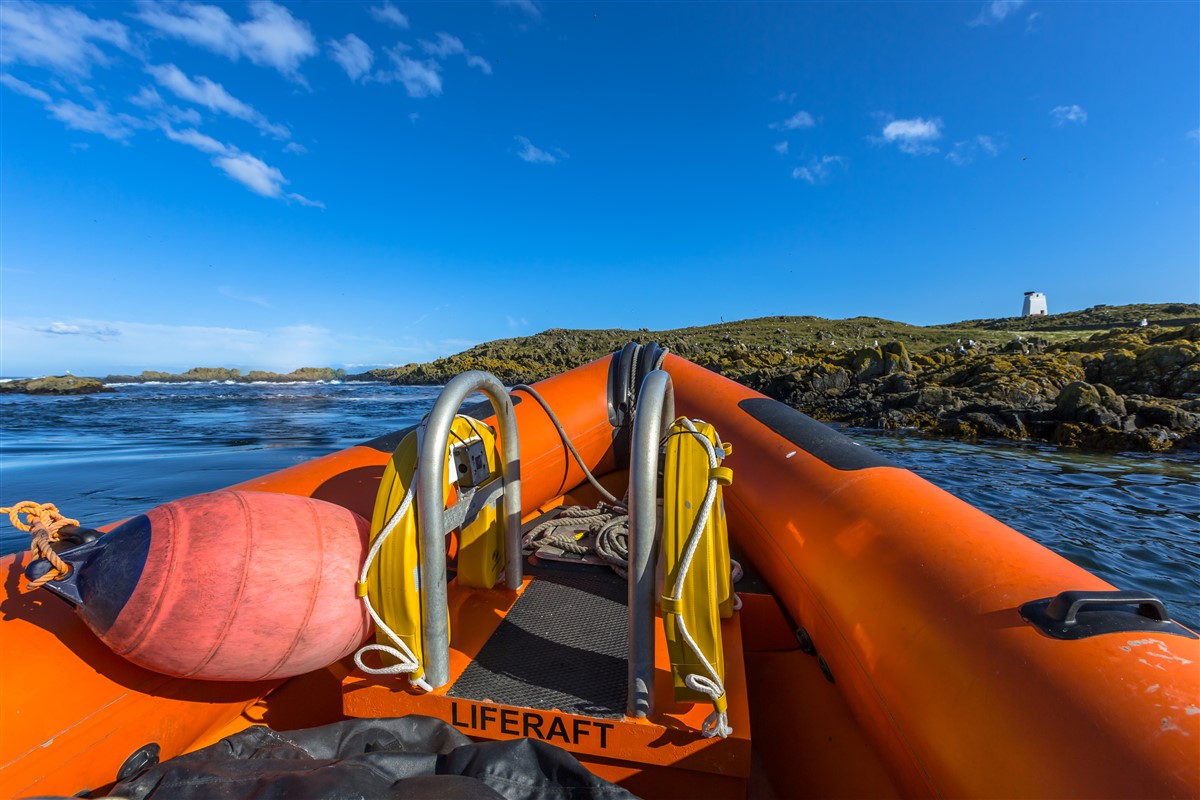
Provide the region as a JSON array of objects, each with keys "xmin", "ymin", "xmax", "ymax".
[{"xmin": 2, "ymin": 351, "xmax": 1196, "ymax": 798}]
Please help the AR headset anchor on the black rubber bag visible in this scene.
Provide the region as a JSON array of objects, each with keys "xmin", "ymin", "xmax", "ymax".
[{"xmin": 111, "ymin": 715, "xmax": 637, "ymax": 800}]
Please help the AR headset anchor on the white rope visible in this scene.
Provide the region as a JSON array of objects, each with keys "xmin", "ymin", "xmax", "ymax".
[
  {"xmin": 354, "ymin": 415, "xmax": 478, "ymax": 693},
  {"xmin": 354, "ymin": 456, "xmax": 434, "ymax": 691},
  {"xmin": 665, "ymin": 418, "xmax": 733, "ymax": 739}
]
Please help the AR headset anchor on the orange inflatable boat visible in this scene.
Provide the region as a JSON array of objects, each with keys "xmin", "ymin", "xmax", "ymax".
[{"xmin": 3, "ymin": 344, "xmax": 1197, "ymax": 799}]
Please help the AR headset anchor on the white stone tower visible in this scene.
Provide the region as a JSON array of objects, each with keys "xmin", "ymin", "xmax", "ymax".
[{"xmin": 1022, "ymin": 291, "xmax": 1047, "ymax": 317}]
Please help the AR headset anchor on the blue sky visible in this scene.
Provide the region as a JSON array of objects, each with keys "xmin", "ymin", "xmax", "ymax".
[{"xmin": 2, "ymin": 0, "xmax": 1197, "ymax": 376}]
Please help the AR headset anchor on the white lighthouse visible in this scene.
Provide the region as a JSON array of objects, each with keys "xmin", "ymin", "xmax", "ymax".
[{"xmin": 1022, "ymin": 291, "xmax": 1047, "ymax": 317}]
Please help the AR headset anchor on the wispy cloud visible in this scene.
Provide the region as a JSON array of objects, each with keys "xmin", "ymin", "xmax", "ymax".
[
  {"xmin": 773, "ymin": 141, "xmax": 789, "ymax": 155},
  {"xmin": 514, "ymin": 135, "xmax": 559, "ymax": 164},
  {"xmin": 36, "ymin": 321, "xmax": 121, "ymax": 339},
  {"xmin": 419, "ymin": 33, "xmax": 492, "ymax": 75},
  {"xmin": 134, "ymin": 0, "xmax": 317, "ymax": 81},
  {"xmin": 377, "ymin": 48, "xmax": 442, "ymax": 97},
  {"xmin": 497, "ymin": 0, "xmax": 541, "ymax": 20},
  {"xmin": 219, "ymin": 286, "xmax": 272, "ymax": 307},
  {"xmin": 162, "ymin": 124, "xmax": 229, "ymax": 154},
  {"xmin": 3, "ymin": 75, "xmax": 144, "ymax": 141},
  {"xmin": 0, "ymin": 1, "xmax": 134, "ymax": 76},
  {"xmin": 158, "ymin": 123, "xmax": 321, "ymax": 206},
  {"xmin": 947, "ymin": 134, "xmax": 1003, "ymax": 165},
  {"xmin": 969, "ymin": 0, "xmax": 1027, "ymax": 27},
  {"xmin": 772, "ymin": 90, "xmax": 797, "ymax": 103},
  {"xmin": 1188, "ymin": 129, "xmax": 1200, "ymax": 143},
  {"xmin": 791, "ymin": 155, "xmax": 845, "ymax": 184},
  {"xmin": 1050, "ymin": 104, "xmax": 1087, "ymax": 126},
  {"xmin": 147, "ymin": 63, "xmax": 290, "ymax": 139},
  {"xmin": 129, "ymin": 85, "xmax": 202, "ymax": 125},
  {"xmin": 284, "ymin": 141, "xmax": 307, "ymax": 154},
  {"xmin": 1025, "ymin": 10, "xmax": 1043, "ymax": 33},
  {"xmin": 329, "ymin": 33, "xmax": 373, "ymax": 82},
  {"xmin": 0, "ymin": 73, "xmax": 50, "ymax": 103},
  {"xmin": 771, "ymin": 110, "xmax": 815, "ymax": 130},
  {"xmin": 879, "ymin": 116, "xmax": 943, "ymax": 155},
  {"xmin": 212, "ymin": 151, "xmax": 320, "ymax": 207},
  {"xmin": 506, "ymin": 315, "xmax": 528, "ymax": 330},
  {"xmin": 368, "ymin": 3, "xmax": 411, "ymax": 29}
]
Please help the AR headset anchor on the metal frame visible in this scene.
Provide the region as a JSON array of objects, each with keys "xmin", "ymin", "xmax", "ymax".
[
  {"xmin": 627, "ymin": 368, "xmax": 675, "ymax": 717},
  {"xmin": 417, "ymin": 370, "xmax": 522, "ymax": 689}
]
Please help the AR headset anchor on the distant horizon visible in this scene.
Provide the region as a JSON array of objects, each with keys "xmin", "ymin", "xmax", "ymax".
[
  {"xmin": 3, "ymin": 298, "xmax": 1193, "ymax": 378},
  {"xmin": 4, "ymin": 2, "xmax": 1196, "ymax": 377}
]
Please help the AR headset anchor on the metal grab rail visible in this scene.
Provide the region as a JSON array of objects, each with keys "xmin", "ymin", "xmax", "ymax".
[
  {"xmin": 418, "ymin": 371, "xmax": 523, "ymax": 689},
  {"xmin": 627, "ymin": 369, "xmax": 675, "ymax": 718}
]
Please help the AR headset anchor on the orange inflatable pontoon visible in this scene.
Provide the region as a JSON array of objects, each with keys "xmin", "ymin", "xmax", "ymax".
[{"xmin": 2, "ymin": 344, "xmax": 1197, "ymax": 799}]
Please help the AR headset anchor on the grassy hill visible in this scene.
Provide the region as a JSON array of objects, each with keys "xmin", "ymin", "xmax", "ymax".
[{"xmin": 362, "ymin": 303, "xmax": 1200, "ymax": 386}]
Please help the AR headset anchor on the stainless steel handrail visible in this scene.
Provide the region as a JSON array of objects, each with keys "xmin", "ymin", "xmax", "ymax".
[
  {"xmin": 417, "ymin": 370, "xmax": 522, "ymax": 689},
  {"xmin": 627, "ymin": 368, "xmax": 675, "ymax": 718}
]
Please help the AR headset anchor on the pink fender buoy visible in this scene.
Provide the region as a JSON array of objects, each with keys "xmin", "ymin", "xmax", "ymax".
[{"xmin": 26, "ymin": 490, "xmax": 373, "ymax": 681}]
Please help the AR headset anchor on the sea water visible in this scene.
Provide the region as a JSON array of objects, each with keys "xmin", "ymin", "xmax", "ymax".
[{"xmin": 2, "ymin": 381, "xmax": 1196, "ymax": 628}]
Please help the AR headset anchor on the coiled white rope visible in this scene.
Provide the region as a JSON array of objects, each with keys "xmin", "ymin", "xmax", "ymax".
[
  {"xmin": 354, "ymin": 466, "xmax": 432, "ymax": 691},
  {"xmin": 664, "ymin": 418, "xmax": 733, "ymax": 739}
]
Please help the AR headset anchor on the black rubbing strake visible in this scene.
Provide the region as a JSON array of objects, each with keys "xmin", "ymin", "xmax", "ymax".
[{"xmin": 738, "ymin": 397, "xmax": 897, "ymax": 471}]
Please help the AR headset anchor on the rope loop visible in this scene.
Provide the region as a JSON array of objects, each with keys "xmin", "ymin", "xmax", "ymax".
[{"xmin": 1, "ymin": 501, "xmax": 80, "ymax": 590}]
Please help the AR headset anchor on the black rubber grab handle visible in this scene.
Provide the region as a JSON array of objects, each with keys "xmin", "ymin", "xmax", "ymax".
[
  {"xmin": 1045, "ymin": 590, "xmax": 1169, "ymax": 625},
  {"xmin": 1020, "ymin": 589, "xmax": 1197, "ymax": 641}
]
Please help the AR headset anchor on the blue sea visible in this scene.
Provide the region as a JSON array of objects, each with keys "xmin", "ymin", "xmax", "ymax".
[{"xmin": 2, "ymin": 381, "xmax": 1197, "ymax": 629}]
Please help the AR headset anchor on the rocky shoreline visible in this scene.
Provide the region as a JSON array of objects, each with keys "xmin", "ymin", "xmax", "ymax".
[{"xmin": 9, "ymin": 303, "xmax": 1198, "ymax": 452}]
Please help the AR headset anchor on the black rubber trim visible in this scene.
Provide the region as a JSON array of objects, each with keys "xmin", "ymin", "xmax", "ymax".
[
  {"xmin": 360, "ymin": 396, "xmax": 521, "ymax": 453},
  {"xmin": 738, "ymin": 398, "xmax": 897, "ymax": 471}
]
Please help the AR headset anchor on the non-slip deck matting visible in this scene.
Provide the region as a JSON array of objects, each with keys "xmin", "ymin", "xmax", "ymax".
[{"xmin": 448, "ymin": 569, "xmax": 628, "ymax": 718}]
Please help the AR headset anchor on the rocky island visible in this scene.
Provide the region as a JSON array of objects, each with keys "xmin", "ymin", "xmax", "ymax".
[
  {"xmin": 8, "ymin": 303, "xmax": 1197, "ymax": 451},
  {"xmin": 368, "ymin": 303, "xmax": 1199, "ymax": 453}
]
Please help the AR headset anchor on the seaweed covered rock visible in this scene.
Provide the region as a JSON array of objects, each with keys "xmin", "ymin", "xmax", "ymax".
[{"xmin": 0, "ymin": 376, "xmax": 112, "ymax": 395}]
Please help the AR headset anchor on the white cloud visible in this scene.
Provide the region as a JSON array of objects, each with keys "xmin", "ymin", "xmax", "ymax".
[
  {"xmin": 791, "ymin": 155, "xmax": 845, "ymax": 184},
  {"xmin": 506, "ymin": 315, "xmax": 528, "ymax": 330},
  {"xmin": 771, "ymin": 110, "xmax": 815, "ymax": 130},
  {"xmin": 0, "ymin": 73, "xmax": 51, "ymax": 103},
  {"xmin": 1188, "ymin": 129, "xmax": 1200, "ymax": 143},
  {"xmin": 420, "ymin": 33, "xmax": 492, "ymax": 74},
  {"xmin": 947, "ymin": 134, "xmax": 1002, "ymax": 165},
  {"xmin": 1051, "ymin": 104, "xmax": 1087, "ymax": 126},
  {"xmin": 466, "ymin": 54, "xmax": 493, "ymax": 75},
  {"xmin": 497, "ymin": 0, "xmax": 541, "ymax": 19},
  {"xmin": 773, "ymin": 141, "xmax": 788, "ymax": 155},
  {"xmin": 368, "ymin": 4, "xmax": 411, "ymax": 29},
  {"xmin": 4, "ymin": 317, "xmax": 363, "ymax": 375},
  {"xmin": 148, "ymin": 63, "xmax": 290, "ymax": 139},
  {"xmin": 284, "ymin": 141, "xmax": 307, "ymax": 154},
  {"xmin": 3, "ymin": 71, "xmax": 146, "ymax": 141},
  {"xmin": 772, "ymin": 90, "xmax": 797, "ymax": 103},
  {"xmin": 881, "ymin": 117, "xmax": 943, "ymax": 155},
  {"xmin": 1025, "ymin": 10, "xmax": 1043, "ymax": 32},
  {"xmin": 514, "ymin": 135, "xmax": 558, "ymax": 164},
  {"xmin": 969, "ymin": 0, "xmax": 1027, "ymax": 27},
  {"xmin": 378, "ymin": 49, "xmax": 442, "ymax": 98},
  {"xmin": 134, "ymin": 0, "xmax": 317, "ymax": 80},
  {"xmin": 36, "ymin": 321, "xmax": 121, "ymax": 339},
  {"xmin": 48, "ymin": 100, "xmax": 142, "ymax": 141},
  {"xmin": 129, "ymin": 85, "xmax": 203, "ymax": 125},
  {"xmin": 420, "ymin": 33, "xmax": 466, "ymax": 59},
  {"xmin": 0, "ymin": 1, "xmax": 133, "ymax": 76},
  {"xmin": 162, "ymin": 125, "xmax": 230, "ymax": 154},
  {"xmin": 213, "ymin": 151, "xmax": 288, "ymax": 196},
  {"xmin": 329, "ymin": 33, "xmax": 373, "ymax": 81}
]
